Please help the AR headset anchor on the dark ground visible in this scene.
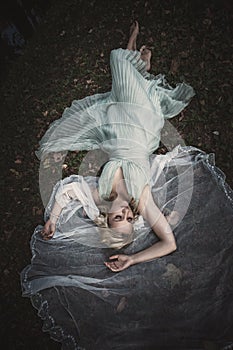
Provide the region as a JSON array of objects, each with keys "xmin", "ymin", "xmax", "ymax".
[{"xmin": 0, "ymin": 0, "xmax": 233, "ymax": 349}]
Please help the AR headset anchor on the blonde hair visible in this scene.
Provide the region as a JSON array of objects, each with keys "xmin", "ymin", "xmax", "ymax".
[
  {"xmin": 94, "ymin": 211, "xmax": 109, "ymax": 228},
  {"xmin": 98, "ymin": 226, "xmax": 134, "ymax": 249},
  {"xmin": 94, "ymin": 212, "xmax": 134, "ymax": 249},
  {"xmin": 93, "ymin": 197, "xmax": 139, "ymax": 249}
]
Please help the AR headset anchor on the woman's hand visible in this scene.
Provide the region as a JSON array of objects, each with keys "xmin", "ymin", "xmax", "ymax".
[
  {"xmin": 104, "ymin": 254, "xmax": 134, "ymax": 272},
  {"xmin": 41, "ymin": 219, "xmax": 56, "ymax": 240}
]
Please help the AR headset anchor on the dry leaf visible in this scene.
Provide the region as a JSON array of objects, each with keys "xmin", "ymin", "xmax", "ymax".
[{"xmin": 170, "ymin": 58, "xmax": 180, "ymax": 75}]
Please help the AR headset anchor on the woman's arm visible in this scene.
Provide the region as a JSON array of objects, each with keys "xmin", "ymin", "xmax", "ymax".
[
  {"xmin": 132, "ymin": 185, "xmax": 177, "ymax": 263},
  {"xmin": 105, "ymin": 185, "xmax": 176, "ymax": 271},
  {"xmin": 41, "ymin": 184, "xmax": 79, "ymax": 240},
  {"xmin": 41, "ymin": 200, "xmax": 62, "ymax": 240},
  {"xmin": 41, "ymin": 179, "xmax": 99, "ymax": 239}
]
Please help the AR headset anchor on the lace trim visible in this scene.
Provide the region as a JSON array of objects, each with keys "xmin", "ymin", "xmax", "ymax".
[
  {"xmin": 29, "ymin": 290, "xmax": 233, "ymax": 350},
  {"xmin": 203, "ymin": 152, "xmax": 233, "ymax": 206},
  {"xmin": 31, "ymin": 292, "xmax": 85, "ymax": 350},
  {"xmin": 172, "ymin": 145, "xmax": 233, "ymax": 207}
]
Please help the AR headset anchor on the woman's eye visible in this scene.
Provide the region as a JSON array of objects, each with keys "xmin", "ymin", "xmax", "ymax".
[
  {"xmin": 127, "ymin": 217, "xmax": 133, "ymax": 223},
  {"xmin": 114, "ymin": 215, "xmax": 122, "ymax": 221}
]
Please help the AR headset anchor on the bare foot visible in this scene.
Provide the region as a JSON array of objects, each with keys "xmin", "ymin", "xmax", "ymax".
[
  {"xmin": 130, "ymin": 21, "xmax": 139, "ymax": 38},
  {"xmin": 127, "ymin": 20, "xmax": 139, "ymax": 51},
  {"xmin": 140, "ymin": 45, "xmax": 152, "ymax": 71}
]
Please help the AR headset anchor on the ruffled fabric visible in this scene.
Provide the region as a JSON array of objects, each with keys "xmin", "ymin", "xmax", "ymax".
[
  {"xmin": 54, "ymin": 178, "xmax": 99, "ymax": 221},
  {"xmin": 111, "ymin": 48, "xmax": 195, "ymax": 118},
  {"xmin": 36, "ymin": 48, "xmax": 195, "ymax": 159},
  {"xmin": 36, "ymin": 48, "xmax": 194, "ymax": 203}
]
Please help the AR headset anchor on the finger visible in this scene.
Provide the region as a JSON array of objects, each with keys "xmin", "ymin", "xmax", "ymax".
[
  {"xmin": 42, "ymin": 225, "xmax": 49, "ymax": 232},
  {"xmin": 42, "ymin": 228, "xmax": 50, "ymax": 235},
  {"xmin": 44, "ymin": 234, "xmax": 53, "ymax": 241},
  {"xmin": 108, "ymin": 265, "xmax": 119, "ymax": 272},
  {"xmin": 104, "ymin": 262, "xmax": 118, "ymax": 271},
  {"xmin": 43, "ymin": 235, "xmax": 50, "ymax": 241},
  {"xmin": 41, "ymin": 229, "xmax": 53, "ymax": 239},
  {"xmin": 106, "ymin": 261, "xmax": 118, "ymax": 269},
  {"xmin": 109, "ymin": 255, "xmax": 119, "ymax": 260},
  {"xmin": 112, "ymin": 262, "xmax": 119, "ymax": 269},
  {"xmin": 111, "ymin": 264, "xmax": 124, "ymax": 272},
  {"xmin": 41, "ymin": 231, "xmax": 49, "ymax": 238},
  {"xmin": 104, "ymin": 262, "xmax": 113, "ymax": 270}
]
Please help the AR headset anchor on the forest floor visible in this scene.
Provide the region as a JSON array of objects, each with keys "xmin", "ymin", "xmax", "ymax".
[{"xmin": 0, "ymin": 0, "xmax": 232, "ymax": 349}]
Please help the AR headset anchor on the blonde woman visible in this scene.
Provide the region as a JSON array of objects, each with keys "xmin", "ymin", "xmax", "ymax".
[
  {"xmin": 22, "ymin": 21, "xmax": 233, "ymax": 350},
  {"xmin": 39, "ymin": 21, "xmax": 195, "ymax": 271}
]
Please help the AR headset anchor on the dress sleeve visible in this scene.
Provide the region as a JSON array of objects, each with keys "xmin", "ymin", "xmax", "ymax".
[
  {"xmin": 48, "ymin": 183, "xmax": 78, "ymax": 224},
  {"xmin": 54, "ymin": 183, "xmax": 78, "ymax": 208},
  {"xmin": 54, "ymin": 180, "xmax": 99, "ymax": 221}
]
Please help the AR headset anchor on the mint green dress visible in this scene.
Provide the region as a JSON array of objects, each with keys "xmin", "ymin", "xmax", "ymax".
[{"xmin": 37, "ymin": 48, "xmax": 195, "ymax": 204}]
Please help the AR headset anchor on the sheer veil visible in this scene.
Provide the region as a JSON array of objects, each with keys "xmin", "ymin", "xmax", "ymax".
[{"xmin": 21, "ymin": 145, "xmax": 233, "ymax": 349}]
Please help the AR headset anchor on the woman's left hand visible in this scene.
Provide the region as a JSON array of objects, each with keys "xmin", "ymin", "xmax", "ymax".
[
  {"xmin": 104, "ymin": 254, "xmax": 134, "ymax": 272},
  {"xmin": 41, "ymin": 219, "xmax": 56, "ymax": 240}
]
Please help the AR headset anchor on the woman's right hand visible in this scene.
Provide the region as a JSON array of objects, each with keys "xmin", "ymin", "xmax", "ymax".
[
  {"xmin": 41, "ymin": 219, "xmax": 56, "ymax": 240},
  {"xmin": 104, "ymin": 254, "xmax": 134, "ymax": 272}
]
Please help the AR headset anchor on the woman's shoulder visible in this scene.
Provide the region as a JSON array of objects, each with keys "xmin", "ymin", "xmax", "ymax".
[{"xmin": 137, "ymin": 185, "xmax": 151, "ymax": 212}]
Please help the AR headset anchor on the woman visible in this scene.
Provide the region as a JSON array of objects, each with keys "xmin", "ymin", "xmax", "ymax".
[
  {"xmin": 38, "ymin": 21, "xmax": 195, "ymax": 271},
  {"xmin": 22, "ymin": 22, "xmax": 233, "ymax": 349}
]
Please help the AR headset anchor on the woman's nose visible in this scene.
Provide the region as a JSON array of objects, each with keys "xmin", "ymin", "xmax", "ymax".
[{"xmin": 122, "ymin": 206, "xmax": 129, "ymax": 214}]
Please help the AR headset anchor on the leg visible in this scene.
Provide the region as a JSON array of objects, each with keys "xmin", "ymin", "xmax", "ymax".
[{"xmin": 127, "ymin": 21, "xmax": 139, "ymax": 51}]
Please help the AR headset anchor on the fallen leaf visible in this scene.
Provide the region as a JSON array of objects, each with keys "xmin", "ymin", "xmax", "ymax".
[
  {"xmin": 116, "ymin": 297, "xmax": 127, "ymax": 313},
  {"xmin": 15, "ymin": 159, "xmax": 22, "ymax": 164},
  {"xmin": 170, "ymin": 58, "xmax": 180, "ymax": 74}
]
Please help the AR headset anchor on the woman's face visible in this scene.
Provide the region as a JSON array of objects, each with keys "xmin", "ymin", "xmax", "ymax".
[{"xmin": 108, "ymin": 198, "xmax": 134, "ymax": 234}]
